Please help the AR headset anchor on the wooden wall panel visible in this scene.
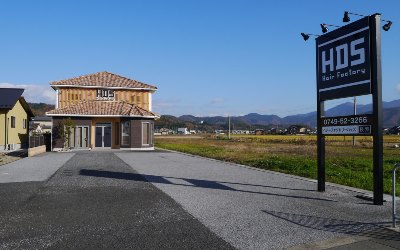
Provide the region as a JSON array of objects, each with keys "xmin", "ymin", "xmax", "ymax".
[{"xmin": 57, "ymin": 88, "xmax": 151, "ymax": 110}]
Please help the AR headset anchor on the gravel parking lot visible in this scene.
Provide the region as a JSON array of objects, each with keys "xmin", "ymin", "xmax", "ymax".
[
  {"xmin": 116, "ymin": 150, "xmax": 400, "ymax": 250},
  {"xmin": 0, "ymin": 150, "xmax": 399, "ymax": 249}
]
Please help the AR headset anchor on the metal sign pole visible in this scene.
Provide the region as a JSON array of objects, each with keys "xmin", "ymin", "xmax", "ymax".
[
  {"xmin": 316, "ymin": 41, "xmax": 325, "ymax": 192},
  {"xmin": 370, "ymin": 14, "xmax": 384, "ymax": 205},
  {"xmin": 317, "ymin": 100, "xmax": 325, "ymax": 192}
]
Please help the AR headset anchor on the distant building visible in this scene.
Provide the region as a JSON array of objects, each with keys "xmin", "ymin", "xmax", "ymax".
[
  {"xmin": 255, "ymin": 129, "xmax": 265, "ymax": 135},
  {"xmin": 231, "ymin": 130, "xmax": 250, "ymax": 134},
  {"xmin": 299, "ymin": 127, "xmax": 307, "ymax": 134},
  {"xmin": 0, "ymin": 88, "xmax": 34, "ymax": 151},
  {"xmin": 154, "ymin": 128, "xmax": 174, "ymax": 135},
  {"xmin": 388, "ymin": 126, "xmax": 400, "ymax": 135},
  {"xmin": 287, "ymin": 125, "xmax": 309, "ymax": 135},
  {"xmin": 177, "ymin": 128, "xmax": 190, "ymax": 135},
  {"xmin": 30, "ymin": 116, "xmax": 52, "ymax": 134}
]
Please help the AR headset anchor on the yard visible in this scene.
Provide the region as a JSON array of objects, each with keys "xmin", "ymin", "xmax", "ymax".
[
  {"xmin": 0, "ymin": 150, "xmax": 27, "ymax": 166},
  {"xmin": 155, "ymin": 134, "xmax": 400, "ymax": 194}
]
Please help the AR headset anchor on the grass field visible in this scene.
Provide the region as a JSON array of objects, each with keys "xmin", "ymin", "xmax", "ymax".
[{"xmin": 155, "ymin": 134, "xmax": 400, "ymax": 195}]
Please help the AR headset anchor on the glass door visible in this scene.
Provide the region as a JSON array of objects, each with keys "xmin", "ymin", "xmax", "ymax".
[
  {"xmin": 104, "ymin": 126, "xmax": 111, "ymax": 147},
  {"xmin": 69, "ymin": 126, "xmax": 89, "ymax": 148},
  {"xmin": 76, "ymin": 127, "xmax": 82, "ymax": 147},
  {"xmin": 95, "ymin": 123, "xmax": 112, "ymax": 148},
  {"xmin": 95, "ymin": 126, "xmax": 103, "ymax": 147},
  {"xmin": 82, "ymin": 127, "xmax": 88, "ymax": 148}
]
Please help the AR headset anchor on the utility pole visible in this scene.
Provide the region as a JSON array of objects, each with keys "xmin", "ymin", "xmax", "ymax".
[
  {"xmin": 353, "ymin": 96, "xmax": 357, "ymax": 146},
  {"xmin": 228, "ymin": 115, "xmax": 231, "ymax": 139}
]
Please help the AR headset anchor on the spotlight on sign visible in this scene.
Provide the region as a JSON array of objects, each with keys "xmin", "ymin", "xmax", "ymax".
[
  {"xmin": 343, "ymin": 11, "xmax": 350, "ymax": 22},
  {"xmin": 383, "ymin": 21, "xmax": 392, "ymax": 31},
  {"xmin": 320, "ymin": 24, "xmax": 329, "ymax": 33},
  {"xmin": 301, "ymin": 33, "xmax": 310, "ymax": 41},
  {"xmin": 300, "ymin": 33, "xmax": 319, "ymax": 41}
]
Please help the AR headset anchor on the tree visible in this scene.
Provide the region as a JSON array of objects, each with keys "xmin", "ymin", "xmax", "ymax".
[{"xmin": 58, "ymin": 117, "xmax": 75, "ymax": 150}]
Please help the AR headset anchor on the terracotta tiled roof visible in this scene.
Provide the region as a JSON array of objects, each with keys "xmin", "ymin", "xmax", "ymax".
[
  {"xmin": 50, "ymin": 71, "xmax": 157, "ymax": 90},
  {"xmin": 46, "ymin": 100, "xmax": 159, "ymax": 118}
]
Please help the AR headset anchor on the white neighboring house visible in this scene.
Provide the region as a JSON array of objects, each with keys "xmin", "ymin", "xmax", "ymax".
[
  {"xmin": 30, "ymin": 124, "xmax": 44, "ymax": 135},
  {"xmin": 177, "ymin": 128, "xmax": 190, "ymax": 135},
  {"xmin": 30, "ymin": 116, "xmax": 52, "ymax": 134}
]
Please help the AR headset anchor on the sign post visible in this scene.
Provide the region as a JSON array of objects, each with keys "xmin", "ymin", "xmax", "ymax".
[
  {"xmin": 370, "ymin": 15, "xmax": 383, "ymax": 205},
  {"xmin": 316, "ymin": 14, "xmax": 383, "ymax": 204}
]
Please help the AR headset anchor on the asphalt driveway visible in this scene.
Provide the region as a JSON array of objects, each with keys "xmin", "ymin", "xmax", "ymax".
[{"xmin": 0, "ymin": 151, "xmax": 232, "ymax": 249}]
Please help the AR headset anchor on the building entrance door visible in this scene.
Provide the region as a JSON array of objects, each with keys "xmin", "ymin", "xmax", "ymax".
[
  {"xmin": 69, "ymin": 126, "xmax": 89, "ymax": 148},
  {"xmin": 95, "ymin": 123, "xmax": 112, "ymax": 148}
]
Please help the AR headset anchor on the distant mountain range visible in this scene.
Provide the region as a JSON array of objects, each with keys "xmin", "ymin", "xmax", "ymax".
[
  {"xmin": 27, "ymin": 100, "xmax": 400, "ymax": 129},
  {"xmin": 171, "ymin": 99, "xmax": 400, "ymax": 129},
  {"xmin": 28, "ymin": 103, "xmax": 55, "ymax": 116}
]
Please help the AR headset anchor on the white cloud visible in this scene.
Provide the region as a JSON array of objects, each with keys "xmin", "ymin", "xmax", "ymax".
[
  {"xmin": 152, "ymin": 98, "xmax": 183, "ymax": 114},
  {"xmin": 0, "ymin": 83, "xmax": 56, "ymax": 104},
  {"xmin": 210, "ymin": 97, "xmax": 224, "ymax": 105},
  {"xmin": 396, "ymin": 84, "xmax": 400, "ymax": 93}
]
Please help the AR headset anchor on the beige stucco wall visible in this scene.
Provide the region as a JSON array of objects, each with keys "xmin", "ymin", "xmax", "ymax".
[
  {"xmin": 0, "ymin": 110, "xmax": 6, "ymax": 147},
  {"xmin": 28, "ymin": 145, "xmax": 46, "ymax": 157},
  {"xmin": 3, "ymin": 100, "xmax": 29, "ymax": 147}
]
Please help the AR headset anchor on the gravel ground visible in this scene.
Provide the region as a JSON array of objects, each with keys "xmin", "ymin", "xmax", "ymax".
[
  {"xmin": 0, "ymin": 151, "xmax": 233, "ymax": 249},
  {"xmin": 0, "ymin": 152, "xmax": 74, "ymax": 183},
  {"xmin": 116, "ymin": 150, "xmax": 400, "ymax": 250},
  {"xmin": 1, "ymin": 150, "xmax": 399, "ymax": 249}
]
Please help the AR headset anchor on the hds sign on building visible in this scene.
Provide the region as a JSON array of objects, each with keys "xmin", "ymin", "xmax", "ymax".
[{"xmin": 317, "ymin": 17, "xmax": 371, "ymax": 101}]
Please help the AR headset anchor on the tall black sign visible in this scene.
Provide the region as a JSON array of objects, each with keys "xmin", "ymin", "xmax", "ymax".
[
  {"xmin": 317, "ymin": 17, "xmax": 371, "ymax": 101},
  {"xmin": 316, "ymin": 14, "xmax": 383, "ymax": 205}
]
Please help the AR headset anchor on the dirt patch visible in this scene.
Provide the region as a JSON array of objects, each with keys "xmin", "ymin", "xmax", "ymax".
[{"xmin": 0, "ymin": 150, "xmax": 27, "ymax": 166}]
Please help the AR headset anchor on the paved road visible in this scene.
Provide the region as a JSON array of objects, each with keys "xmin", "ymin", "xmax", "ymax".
[
  {"xmin": 0, "ymin": 151, "xmax": 233, "ymax": 249},
  {"xmin": 1, "ymin": 150, "xmax": 399, "ymax": 249},
  {"xmin": 116, "ymin": 150, "xmax": 400, "ymax": 250},
  {"xmin": 0, "ymin": 152, "xmax": 74, "ymax": 183}
]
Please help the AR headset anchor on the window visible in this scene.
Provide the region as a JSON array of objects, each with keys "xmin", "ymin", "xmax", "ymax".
[
  {"xmin": 23, "ymin": 119, "xmax": 27, "ymax": 129},
  {"xmin": 11, "ymin": 116, "xmax": 15, "ymax": 128},
  {"xmin": 142, "ymin": 122, "xmax": 152, "ymax": 145},
  {"xmin": 131, "ymin": 95, "xmax": 135, "ymax": 103},
  {"xmin": 136, "ymin": 95, "xmax": 141, "ymax": 103},
  {"xmin": 121, "ymin": 121, "xmax": 130, "ymax": 146}
]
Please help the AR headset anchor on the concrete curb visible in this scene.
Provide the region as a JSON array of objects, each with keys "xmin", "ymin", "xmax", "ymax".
[{"xmin": 156, "ymin": 147, "xmax": 396, "ymax": 201}]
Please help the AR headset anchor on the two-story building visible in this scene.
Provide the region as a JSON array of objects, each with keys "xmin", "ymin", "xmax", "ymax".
[
  {"xmin": 46, "ymin": 71, "xmax": 159, "ymax": 150},
  {"xmin": 0, "ymin": 88, "xmax": 34, "ymax": 151}
]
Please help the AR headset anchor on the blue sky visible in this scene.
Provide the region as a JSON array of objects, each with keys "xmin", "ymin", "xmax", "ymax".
[{"xmin": 1, "ymin": 0, "xmax": 399, "ymax": 117}]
